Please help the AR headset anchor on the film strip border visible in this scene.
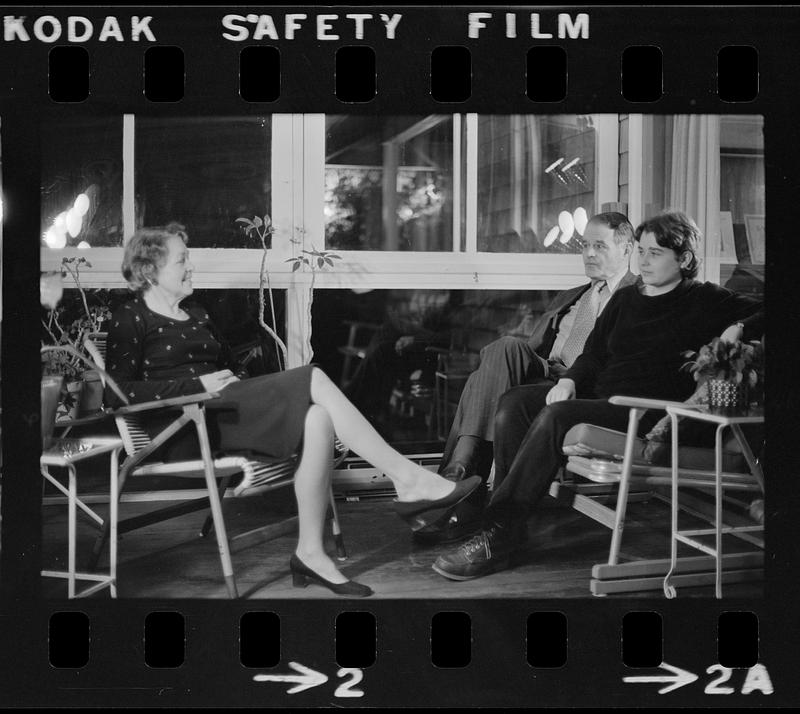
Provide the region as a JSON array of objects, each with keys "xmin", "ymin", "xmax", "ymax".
[
  {"xmin": 1, "ymin": 601, "xmax": 780, "ymax": 705},
  {"xmin": 41, "ymin": 43, "xmax": 757, "ymax": 104},
  {"xmin": 2, "ymin": 3, "xmax": 800, "ymax": 708},
  {"xmin": 0, "ymin": 6, "xmax": 786, "ymax": 112}
]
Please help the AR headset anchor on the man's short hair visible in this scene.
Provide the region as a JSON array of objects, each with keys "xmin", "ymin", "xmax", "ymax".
[{"xmin": 588, "ymin": 212, "xmax": 634, "ymax": 246}]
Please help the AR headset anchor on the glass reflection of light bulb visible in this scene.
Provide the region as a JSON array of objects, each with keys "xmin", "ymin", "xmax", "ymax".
[
  {"xmin": 558, "ymin": 210, "xmax": 575, "ymax": 243},
  {"xmin": 66, "ymin": 207, "xmax": 82, "ymax": 237},
  {"xmin": 74, "ymin": 193, "xmax": 90, "ymax": 216},
  {"xmin": 543, "ymin": 225, "xmax": 560, "ymax": 247},
  {"xmin": 573, "ymin": 207, "xmax": 588, "ymax": 236},
  {"xmin": 44, "ymin": 226, "xmax": 67, "ymax": 249},
  {"xmin": 77, "ymin": 240, "xmax": 91, "ymax": 249}
]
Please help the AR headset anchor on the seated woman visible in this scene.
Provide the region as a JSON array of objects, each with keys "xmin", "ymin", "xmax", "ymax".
[
  {"xmin": 431, "ymin": 211, "xmax": 763, "ymax": 581},
  {"xmin": 106, "ymin": 223, "xmax": 480, "ymax": 597}
]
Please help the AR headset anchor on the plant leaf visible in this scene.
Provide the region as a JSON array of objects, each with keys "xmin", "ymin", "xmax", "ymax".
[
  {"xmin": 292, "ymin": 261, "xmax": 301, "ymax": 272},
  {"xmin": 254, "ymin": 216, "xmax": 263, "ymax": 228}
]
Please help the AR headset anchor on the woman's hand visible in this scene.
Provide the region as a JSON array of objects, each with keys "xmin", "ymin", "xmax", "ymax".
[
  {"xmin": 546, "ymin": 378, "xmax": 576, "ymax": 404},
  {"xmin": 199, "ymin": 369, "xmax": 240, "ymax": 392},
  {"xmin": 719, "ymin": 322, "xmax": 744, "ymax": 344}
]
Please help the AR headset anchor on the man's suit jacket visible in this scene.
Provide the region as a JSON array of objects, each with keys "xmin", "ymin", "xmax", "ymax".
[{"xmin": 528, "ymin": 270, "xmax": 639, "ymax": 358}]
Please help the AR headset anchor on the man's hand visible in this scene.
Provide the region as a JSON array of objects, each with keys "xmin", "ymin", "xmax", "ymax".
[
  {"xmin": 395, "ymin": 335, "xmax": 416, "ymax": 354},
  {"xmin": 199, "ymin": 369, "xmax": 240, "ymax": 392},
  {"xmin": 548, "ymin": 361, "xmax": 568, "ymax": 378},
  {"xmin": 546, "ymin": 378, "xmax": 576, "ymax": 404}
]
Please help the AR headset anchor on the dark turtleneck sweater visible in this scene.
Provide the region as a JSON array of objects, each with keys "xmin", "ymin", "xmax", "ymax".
[{"xmin": 565, "ymin": 278, "xmax": 763, "ymax": 401}]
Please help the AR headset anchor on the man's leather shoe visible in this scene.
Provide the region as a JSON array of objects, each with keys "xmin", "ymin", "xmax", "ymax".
[
  {"xmin": 413, "ymin": 483, "xmax": 488, "ymax": 544},
  {"xmin": 413, "ymin": 510, "xmax": 482, "ymax": 544},
  {"xmin": 431, "ymin": 523, "xmax": 520, "ymax": 581}
]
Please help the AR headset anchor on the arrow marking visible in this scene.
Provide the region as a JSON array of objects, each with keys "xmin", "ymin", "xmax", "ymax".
[
  {"xmin": 623, "ymin": 662, "xmax": 698, "ymax": 694},
  {"xmin": 253, "ymin": 661, "xmax": 329, "ymax": 694}
]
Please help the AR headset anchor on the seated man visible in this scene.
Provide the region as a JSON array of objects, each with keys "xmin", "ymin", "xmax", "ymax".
[
  {"xmin": 420, "ymin": 212, "xmax": 638, "ymax": 541},
  {"xmin": 431, "ymin": 210, "xmax": 763, "ymax": 581}
]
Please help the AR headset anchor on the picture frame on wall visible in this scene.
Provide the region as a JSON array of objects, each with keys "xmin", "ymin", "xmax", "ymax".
[{"xmin": 744, "ymin": 214, "xmax": 765, "ymax": 264}]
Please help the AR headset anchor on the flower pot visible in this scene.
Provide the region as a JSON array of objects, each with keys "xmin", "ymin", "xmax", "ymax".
[
  {"xmin": 41, "ymin": 374, "xmax": 64, "ymax": 446},
  {"xmin": 77, "ymin": 369, "xmax": 104, "ymax": 416},
  {"xmin": 707, "ymin": 378, "xmax": 746, "ymax": 412},
  {"xmin": 64, "ymin": 380, "xmax": 84, "ymax": 419}
]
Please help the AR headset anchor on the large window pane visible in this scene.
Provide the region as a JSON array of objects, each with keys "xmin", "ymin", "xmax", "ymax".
[
  {"xmin": 325, "ymin": 116, "xmax": 454, "ymax": 251},
  {"xmin": 477, "ymin": 115, "xmax": 596, "ymax": 254},
  {"xmin": 135, "ymin": 117, "xmax": 271, "ymax": 248},
  {"xmin": 720, "ymin": 115, "xmax": 764, "ymax": 296},
  {"xmin": 311, "ymin": 287, "xmax": 557, "ymax": 447},
  {"xmin": 41, "ymin": 117, "xmax": 123, "ymax": 249}
]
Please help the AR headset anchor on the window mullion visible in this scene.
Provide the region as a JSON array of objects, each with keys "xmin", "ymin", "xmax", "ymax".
[
  {"xmin": 452, "ymin": 113, "xmax": 462, "ymax": 252},
  {"xmin": 122, "ymin": 114, "xmax": 135, "ymax": 244},
  {"xmin": 465, "ymin": 113, "xmax": 478, "ymax": 254}
]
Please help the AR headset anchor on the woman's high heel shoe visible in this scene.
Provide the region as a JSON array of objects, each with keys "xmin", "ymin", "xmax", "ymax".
[
  {"xmin": 393, "ymin": 475, "xmax": 483, "ymax": 531},
  {"xmin": 289, "ymin": 554, "xmax": 373, "ymax": 597}
]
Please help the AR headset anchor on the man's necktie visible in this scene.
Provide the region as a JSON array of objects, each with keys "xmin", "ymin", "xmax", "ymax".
[{"xmin": 560, "ymin": 280, "xmax": 606, "ymax": 368}]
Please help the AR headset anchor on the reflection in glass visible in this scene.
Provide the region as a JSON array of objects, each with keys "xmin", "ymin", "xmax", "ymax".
[
  {"xmin": 311, "ymin": 287, "xmax": 558, "ymax": 447},
  {"xmin": 41, "ymin": 117, "xmax": 124, "ymax": 248},
  {"xmin": 477, "ymin": 115, "xmax": 596, "ymax": 253},
  {"xmin": 136, "ymin": 117, "xmax": 272, "ymax": 248},
  {"xmin": 325, "ymin": 116, "xmax": 454, "ymax": 251}
]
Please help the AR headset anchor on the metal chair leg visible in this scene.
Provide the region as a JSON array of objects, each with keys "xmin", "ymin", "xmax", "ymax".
[
  {"xmin": 608, "ymin": 408, "xmax": 644, "ymax": 566},
  {"xmin": 189, "ymin": 405, "xmax": 238, "ymax": 599}
]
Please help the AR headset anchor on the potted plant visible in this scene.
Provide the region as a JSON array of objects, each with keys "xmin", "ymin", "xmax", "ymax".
[
  {"xmin": 237, "ymin": 214, "xmax": 341, "ymax": 366},
  {"xmin": 682, "ymin": 337, "xmax": 764, "ymax": 411},
  {"xmin": 236, "ymin": 214, "xmax": 289, "ymax": 370},
  {"xmin": 41, "ymin": 257, "xmax": 110, "ymax": 418},
  {"xmin": 285, "ymin": 243, "xmax": 341, "ymax": 363}
]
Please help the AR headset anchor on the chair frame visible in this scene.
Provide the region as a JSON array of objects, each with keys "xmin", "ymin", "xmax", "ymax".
[
  {"xmin": 552, "ymin": 395, "xmax": 764, "ymax": 596},
  {"xmin": 85, "ymin": 334, "xmax": 347, "ymax": 599}
]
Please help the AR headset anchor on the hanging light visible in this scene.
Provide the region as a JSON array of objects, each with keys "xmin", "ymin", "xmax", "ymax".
[
  {"xmin": 558, "ymin": 210, "xmax": 575, "ymax": 243},
  {"xmin": 77, "ymin": 240, "xmax": 91, "ymax": 249},
  {"xmin": 564, "ymin": 157, "xmax": 588, "ymax": 185},
  {"xmin": 543, "ymin": 225, "xmax": 560, "ymax": 247},
  {"xmin": 573, "ymin": 207, "xmax": 588, "ymax": 236},
  {"xmin": 545, "ymin": 158, "xmax": 570, "ymax": 186}
]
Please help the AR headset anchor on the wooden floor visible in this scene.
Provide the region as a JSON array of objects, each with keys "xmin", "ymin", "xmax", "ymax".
[{"xmin": 41, "ymin": 488, "xmax": 763, "ymax": 600}]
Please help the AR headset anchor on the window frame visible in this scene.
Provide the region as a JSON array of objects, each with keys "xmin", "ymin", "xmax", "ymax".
[{"xmin": 40, "ymin": 112, "xmax": 621, "ymax": 365}]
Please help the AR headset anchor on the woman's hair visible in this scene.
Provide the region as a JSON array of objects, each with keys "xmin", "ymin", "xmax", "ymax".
[
  {"xmin": 121, "ymin": 222, "xmax": 189, "ymax": 292},
  {"xmin": 634, "ymin": 211, "xmax": 701, "ymax": 278}
]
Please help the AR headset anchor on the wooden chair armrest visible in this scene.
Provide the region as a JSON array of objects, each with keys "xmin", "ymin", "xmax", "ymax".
[
  {"xmin": 424, "ymin": 346, "xmax": 451, "ymax": 354},
  {"xmin": 607, "ymin": 395, "xmax": 701, "ymax": 411},
  {"xmin": 112, "ymin": 391, "xmax": 221, "ymax": 415},
  {"xmin": 54, "ymin": 410, "xmax": 115, "ymax": 428}
]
